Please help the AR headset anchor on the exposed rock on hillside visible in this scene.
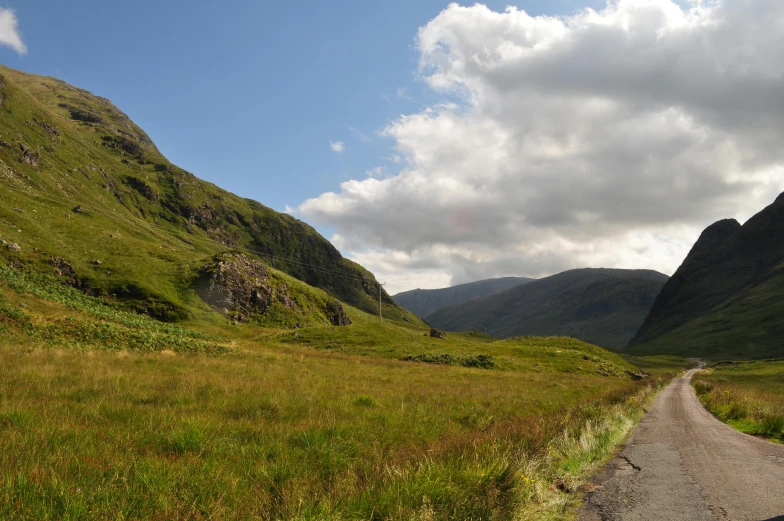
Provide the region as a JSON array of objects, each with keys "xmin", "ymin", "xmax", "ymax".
[
  {"xmin": 195, "ymin": 253, "xmax": 354, "ymax": 327},
  {"xmin": 196, "ymin": 253, "xmax": 287, "ymax": 321},
  {"xmin": 19, "ymin": 143, "xmax": 39, "ymax": 167},
  {"xmin": 326, "ymin": 300, "xmax": 351, "ymax": 326}
]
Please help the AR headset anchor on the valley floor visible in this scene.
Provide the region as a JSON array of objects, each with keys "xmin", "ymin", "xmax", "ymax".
[
  {"xmin": 0, "ymin": 343, "xmax": 673, "ymax": 520},
  {"xmin": 0, "ymin": 262, "xmax": 690, "ymax": 520}
]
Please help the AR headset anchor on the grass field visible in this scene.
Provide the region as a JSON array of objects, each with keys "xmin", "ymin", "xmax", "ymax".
[
  {"xmin": 0, "ymin": 264, "xmax": 685, "ymax": 520},
  {"xmin": 693, "ymin": 361, "xmax": 784, "ymax": 443}
]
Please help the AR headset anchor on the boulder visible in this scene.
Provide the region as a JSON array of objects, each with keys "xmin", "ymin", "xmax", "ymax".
[
  {"xmin": 430, "ymin": 328, "xmax": 446, "ymax": 339},
  {"xmin": 51, "ymin": 257, "xmax": 75, "ymax": 278}
]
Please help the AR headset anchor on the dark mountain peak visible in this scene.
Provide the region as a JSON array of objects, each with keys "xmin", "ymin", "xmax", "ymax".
[
  {"xmin": 698, "ymin": 218, "xmax": 741, "ymax": 244},
  {"xmin": 629, "ymin": 192, "xmax": 784, "ymax": 357},
  {"xmin": 680, "ymin": 218, "xmax": 741, "ymax": 266}
]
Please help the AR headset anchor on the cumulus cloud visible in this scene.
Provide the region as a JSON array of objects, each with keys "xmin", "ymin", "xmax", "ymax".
[
  {"xmin": 300, "ymin": 1, "xmax": 784, "ymax": 293},
  {"xmin": 0, "ymin": 8, "xmax": 25, "ymax": 55},
  {"xmin": 330, "ymin": 141, "xmax": 345, "ymax": 153}
]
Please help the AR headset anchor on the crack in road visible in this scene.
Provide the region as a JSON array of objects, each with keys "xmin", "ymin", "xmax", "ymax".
[{"xmin": 619, "ymin": 455, "xmax": 641, "ymax": 471}]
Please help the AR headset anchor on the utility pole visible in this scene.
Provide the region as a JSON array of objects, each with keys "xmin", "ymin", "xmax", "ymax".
[{"xmin": 379, "ymin": 282, "xmax": 386, "ymax": 324}]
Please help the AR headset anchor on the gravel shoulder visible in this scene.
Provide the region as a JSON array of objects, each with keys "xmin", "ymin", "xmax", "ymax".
[{"xmin": 578, "ymin": 366, "xmax": 784, "ymax": 521}]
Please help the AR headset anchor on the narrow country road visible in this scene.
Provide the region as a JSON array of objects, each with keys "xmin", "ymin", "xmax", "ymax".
[{"xmin": 579, "ymin": 364, "xmax": 784, "ymax": 521}]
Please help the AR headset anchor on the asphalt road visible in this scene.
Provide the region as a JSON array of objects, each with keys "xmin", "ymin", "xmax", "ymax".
[{"xmin": 579, "ymin": 365, "xmax": 784, "ymax": 521}]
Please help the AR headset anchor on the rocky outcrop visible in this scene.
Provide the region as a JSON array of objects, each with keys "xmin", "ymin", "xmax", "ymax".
[
  {"xmin": 195, "ymin": 253, "xmax": 301, "ymax": 322},
  {"xmin": 326, "ymin": 300, "xmax": 351, "ymax": 326},
  {"xmin": 51, "ymin": 257, "xmax": 75, "ymax": 277},
  {"xmin": 430, "ymin": 328, "xmax": 446, "ymax": 339},
  {"xmin": 19, "ymin": 143, "xmax": 39, "ymax": 167}
]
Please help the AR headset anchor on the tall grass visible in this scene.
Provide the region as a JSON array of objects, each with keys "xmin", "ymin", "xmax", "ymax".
[
  {"xmin": 693, "ymin": 362, "xmax": 784, "ymax": 443},
  {"xmin": 0, "ymin": 344, "xmax": 666, "ymax": 520},
  {"xmin": 0, "ymin": 263, "xmax": 675, "ymax": 519}
]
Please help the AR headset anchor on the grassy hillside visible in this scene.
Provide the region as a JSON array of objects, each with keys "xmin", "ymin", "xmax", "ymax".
[
  {"xmin": 393, "ymin": 276, "xmax": 533, "ymax": 318},
  {"xmin": 628, "ymin": 193, "xmax": 784, "ymax": 359},
  {"xmin": 0, "ymin": 64, "xmax": 406, "ymax": 325},
  {"xmin": 427, "ymin": 269, "xmax": 668, "ymax": 350}
]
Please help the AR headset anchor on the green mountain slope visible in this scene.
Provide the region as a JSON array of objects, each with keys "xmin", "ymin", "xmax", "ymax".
[
  {"xmin": 0, "ymin": 64, "xmax": 410, "ymax": 325},
  {"xmin": 627, "ymin": 192, "xmax": 784, "ymax": 359},
  {"xmin": 427, "ymin": 268, "xmax": 668, "ymax": 350},
  {"xmin": 393, "ymin": 276, "xmax": 533, "ymax": 318}
]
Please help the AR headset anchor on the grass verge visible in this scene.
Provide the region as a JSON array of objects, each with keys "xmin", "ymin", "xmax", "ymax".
[{"xmin": 693, "ymin": 360, "xmax": 784, "ymax": 443}]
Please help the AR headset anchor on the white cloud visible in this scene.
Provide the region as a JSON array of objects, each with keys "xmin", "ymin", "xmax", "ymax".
[
  {"xmin": 365, "ymin": 166, "xmax": 388, "ymax": 179},
  {"xmin": 348, "ymin": 125, "xmax": 371, "ymax": 142},
  {"xmin": 301, "ymin": 0, "xmax": 784, "ymax": 291},
  {"xmin": 329, "ymin": 141, "xmax": 345, "ymax": 153},
  {"xmin": 0, "ymin": 8, "xmax": 25, "ymax": 55}
]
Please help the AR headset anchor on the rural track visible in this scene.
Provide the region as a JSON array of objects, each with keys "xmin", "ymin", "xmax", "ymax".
[{"xmin": 578, "ymin": 363, "xmax": 784, "ymax": 521}]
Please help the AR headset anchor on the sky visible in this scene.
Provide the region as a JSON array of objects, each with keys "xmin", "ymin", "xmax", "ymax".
[{"xmin": 1, "ymin": 1, "xmax": 784, "ymax": 294}]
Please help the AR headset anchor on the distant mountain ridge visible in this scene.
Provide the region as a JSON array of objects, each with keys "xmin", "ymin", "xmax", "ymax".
[
  {"xmin": 427, "ymin": 268, "xmax": 668, "ymax": 350},
  {"xmin": 627, "ymin": 192, "xmax": 784, "ymax": 359},
  {"xmin": 393, "ymin": 277, "xmax": 533, "ymax": 318}
]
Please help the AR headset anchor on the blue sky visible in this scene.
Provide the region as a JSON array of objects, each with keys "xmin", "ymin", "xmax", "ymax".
[
  {"xmin": 4, "ymin": 1, "xmax": 782, "ymax": 293},
  {"xmin": 0, "ymin": 0, "xmax": 602, "ymax": 214}
]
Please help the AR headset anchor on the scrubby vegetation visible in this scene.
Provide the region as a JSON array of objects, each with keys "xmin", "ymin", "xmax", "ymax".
[
  {"xmin": 0, "ymin": 264, "xmax": 228, "ymax": 353},
  {"xmin": 693, "ymin": 361, "xmax": 784, "ymax": 443},
  {"xmin": 400, "ymin": 352, "xmax": 497, "ymax": 368}
]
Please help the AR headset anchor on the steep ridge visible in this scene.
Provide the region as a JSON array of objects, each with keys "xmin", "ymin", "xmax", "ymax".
[
  {"xmin": 0, "ymin": 65, "xmax": 408, "ymax": 324},
  {"xmin": 427, "ymin": 269, "xmax": 668, "ymax": 350},
  {"xmin": 628, "ymin": 192, "xmax": 784, "ymax": 358},
  {"xmin": 393, "ymin": 276, "xmax": 533, "ymax": 318}
]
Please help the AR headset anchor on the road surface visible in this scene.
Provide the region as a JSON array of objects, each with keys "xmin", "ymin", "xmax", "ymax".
[{"xmin": 579, "ymin": 364, "xmax": 784, "ymax": 521}]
